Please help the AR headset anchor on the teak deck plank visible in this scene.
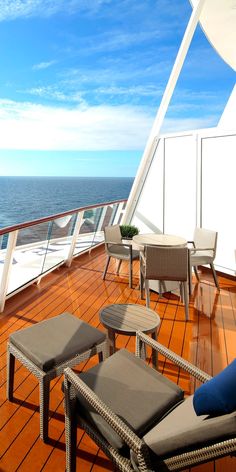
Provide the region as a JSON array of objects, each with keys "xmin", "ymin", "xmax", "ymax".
[{"xmin": 0, "ymin": 245, "xmax": 235, "ymax": 472}]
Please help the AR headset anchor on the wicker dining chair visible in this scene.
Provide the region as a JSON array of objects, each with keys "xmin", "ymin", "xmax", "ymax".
[
  {"xmin": 102, "ymin": 224, "xmax": 139, "ymax": 288},
  {"xmin": 140, "ymin": 245, "xmax": 189, "ymax": 320},
  {"xmin": 7, "ymin": 312, "xmax": 107, "ymax": 442},
  {"xmin": 64, "ymin": 331, "xmax": 236, "ymax": 472},
  {"xmin": 188, "ymin": 227, "xmax": 219, "ymax": 294}
]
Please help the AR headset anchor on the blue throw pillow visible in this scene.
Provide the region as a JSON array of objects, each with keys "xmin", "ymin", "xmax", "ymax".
[{"xmin": 193, "ymin": 359, "xmax": 236, "ymax": 416}]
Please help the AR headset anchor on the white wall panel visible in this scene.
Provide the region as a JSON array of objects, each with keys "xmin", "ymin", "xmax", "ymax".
[
  {"xmin": 131, "ymin": 140, "xmax": 164, "ymax": 234},
  {"xmin": 201, "ymin": 135, "xmax": 236, "ymax": 275},
  {"xmin": 131, "ymin": 129, "xmax": 235, "ymax": 275},
  {"xmin": 164, "ymin": 135, "xmax": 197, "ymax": 239}
]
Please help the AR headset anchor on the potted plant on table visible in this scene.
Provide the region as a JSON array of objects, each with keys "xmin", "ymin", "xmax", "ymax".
[{"xmin": 120, "ymin": 224, "xmax": 139, "ymax": 240}]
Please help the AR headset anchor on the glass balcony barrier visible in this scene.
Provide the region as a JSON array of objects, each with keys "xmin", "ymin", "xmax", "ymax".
[{"xmin": 0, "ymin": 199, "xmax": 126, "ymax": 312}]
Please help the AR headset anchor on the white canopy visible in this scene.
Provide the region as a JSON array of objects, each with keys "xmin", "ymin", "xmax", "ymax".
[{"xmin": 190, "ymin": 0, "xmax": 236, "ymax": 71}]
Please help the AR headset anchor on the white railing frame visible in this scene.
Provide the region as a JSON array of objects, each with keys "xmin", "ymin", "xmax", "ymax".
[
  {"xmin": 65, "ymin": 211, "xmax": 84, "ymax": 267},
  {"xmin": 0, "ymin": 199, "xmax": 126, "ymax": 312},
  {"xmin": 0, "ymin": 230, "xmax": 18, "ymax": 312}
]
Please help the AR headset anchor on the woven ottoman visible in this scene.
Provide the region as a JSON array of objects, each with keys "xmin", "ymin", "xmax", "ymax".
[{"xmin": 7, "ymin": 312, "xmax": 107, "ymax": 441}]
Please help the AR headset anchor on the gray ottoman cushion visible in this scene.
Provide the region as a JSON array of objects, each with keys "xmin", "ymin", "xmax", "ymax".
[
  {"xmin": 10, "ymin": 312, "xmax": 106, "ymax": 372},
  {"xmin": 76, "ymin": 349, "xmax": 184, "ymax": 449},
  {"xmin": 143, "ymin": 395, "xmax": 236, "ymax": 458}
]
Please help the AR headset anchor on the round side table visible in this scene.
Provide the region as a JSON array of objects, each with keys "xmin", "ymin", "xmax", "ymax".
[{"xmin": 99, "ymin": 303, "xmax": 161, "ymax": 367}]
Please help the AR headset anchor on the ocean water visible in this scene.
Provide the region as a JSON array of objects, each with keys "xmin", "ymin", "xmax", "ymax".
[{"xmin": 0, "ymin": 176, "xmax": 134, "ymax": 229}]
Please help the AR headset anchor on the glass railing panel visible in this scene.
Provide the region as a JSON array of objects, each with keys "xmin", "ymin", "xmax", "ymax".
[
  {"xmin": 73, "ymin": 207, "xmax": 104, "ymax": 256},
  {"xmin": 0, "ymin": 199, "xmax": 127, "ymax": 310},
  {"xmin": 100, "ymin": 203, "xmax": 118, "ymax": 230},
  {"xmin": 7, "ymin": 221, "xmax": 50, "ymax": 295},
  {"xmin": 73, "ymin": 202, "xmax": 126, "ymax": 257},
  {"xmin": 73, "ymin": 202, "xmax": 125, "ymax": 256},
  {"xmin": 41, "ymin": 213, "xmax": 77, "ymax": 272}
]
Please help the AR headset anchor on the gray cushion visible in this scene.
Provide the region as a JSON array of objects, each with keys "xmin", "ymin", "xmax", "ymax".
[
  {"xmin": 10, "ymin": 312, "xmax": 106, "ymax": 372},
  {"xmin": 190, "ymin": 253, "xmax": 213, "ymax": 265},
  {"xmin": 76, "ymin": 349, "xmax": 184, "ymax": 450},
  {"xmin": 107, "ymin": 244, "xmax": 139, "ymax": 260},
  {"xmin": 143, "ymin": 395, "xmax": 236, "ymax": 458}
]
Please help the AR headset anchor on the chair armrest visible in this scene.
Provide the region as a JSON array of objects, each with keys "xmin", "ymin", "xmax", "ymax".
[
  {"xmin": 135, "ymin": 332, "xmax": 212, "ymax": 383},
  {"xmin": 189, "ymin": 247, "xmax": 213, "ymax": 251},
  {"xmin": 189, "ymin": 247, "xmax": 214, "ymax": 255},
  {"xmin": 106, "ymin": 241, "xmax": 132, "ymax": 249},
  {"xmin": 64, "ymin": 367, "xmax": 147, "ymax": 456},
  {"xmin": 187, "ymin": 240, "xmax": 195, "ymax": 247}
]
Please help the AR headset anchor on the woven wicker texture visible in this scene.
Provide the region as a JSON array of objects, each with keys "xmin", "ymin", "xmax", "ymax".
[
  {"xmin": 103, "ymin": 225, "xmax": 139, "ymax": 288},
  {"xmin": 64, "ymin": 332, "xmax": 236, "ymax": 471},
  {"xmin": 7, "ymin": 313, "xmax": 107, "ymax": 442}
]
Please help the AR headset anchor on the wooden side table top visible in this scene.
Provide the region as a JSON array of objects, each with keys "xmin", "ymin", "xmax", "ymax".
[{"xmin": 99, "ymin": 303, "xmax": 160, "ymax": 336}]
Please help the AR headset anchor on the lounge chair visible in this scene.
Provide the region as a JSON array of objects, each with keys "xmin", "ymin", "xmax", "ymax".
[{"xmin": 64, "ymin": 331, "xmax": 236, "ymax": 471}]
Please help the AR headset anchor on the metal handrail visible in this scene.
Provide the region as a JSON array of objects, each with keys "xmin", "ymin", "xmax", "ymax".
[{"xmin": 0, "ymin": 199, "xmax": 126, "ymax": 235}]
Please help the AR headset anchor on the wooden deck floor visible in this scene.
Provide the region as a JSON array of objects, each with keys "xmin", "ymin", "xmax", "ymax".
[{"xmin": 0, "ymin": 245, "xmax": 235, "ymax": 472}]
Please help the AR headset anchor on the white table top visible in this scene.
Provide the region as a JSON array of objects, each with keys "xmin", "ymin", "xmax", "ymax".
[{"xmin": 133, "ymin": 233, "xmax": 187, "ymax": 247}]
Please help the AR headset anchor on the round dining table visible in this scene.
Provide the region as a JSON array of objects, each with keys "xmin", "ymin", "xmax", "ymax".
[{"xmin": 133, "ymin": 233, "xmax": 187, "ymax": 248}]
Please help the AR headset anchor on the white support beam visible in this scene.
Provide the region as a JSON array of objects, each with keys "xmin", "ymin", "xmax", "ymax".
[
  {"xmin": 0, "ymin": 230, "xmax": 18, "ymax": 312},
  {"xmin": 65, "ymin": 212, "xmax": 83, "ymax": 267},
  {"xmin": 96, "ymin": 206, "xmax": 108, "ymax": 232},
  {"xmin": 124, "ymin": 0, "xmax": 206, "ymax": 223}
]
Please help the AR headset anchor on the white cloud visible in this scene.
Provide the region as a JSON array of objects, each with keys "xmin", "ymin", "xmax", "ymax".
[
  {"xmin": 83, "ymin": 29, "xmax": 163, "ymax": 54},
  {"xmin": 0, "ymin": 98, "xmax": 153, "ymax": 150},
  {"xmin": 0, "ymin": 98, "xmax": 219, "ymax": 153},
  {"xmin": 26, "ymin": 85, "xmax": 85, "ymax": 104},
  {"xmin": 161, "ymin": 116, "xmax": 219, "ymax": 134},
  {"xmin": 94, "ymin": 84, "xmax": 163, "ymax": 98},
  {"xmin": 0, "ymin": 0, "xmax": 111, "ymax": 21},
  {"xmin": 33, "ymin": 60, "xmax": 56, "ymax": 70}
]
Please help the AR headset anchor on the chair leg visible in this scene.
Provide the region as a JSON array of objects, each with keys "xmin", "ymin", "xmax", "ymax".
[
  {"xmin": 98, "ymin": 341, "xmax": 108, "ymax": 362},
  {"xmin": 7, "ymin": 347, "xmax": 15, "ymax": 401},
  {"xmin": 64, "ymin": 382, "xmax": 77, "ymax": 472},
  {"xmin": 188, "ymin": 260, "xmax": 193, "ymax": 295},
  {"xmin": 140, "ymin": 271, "xmax": 144, "ymax": 299},
  {"xmin": 102, "ymin": 256, "xmax": 110, "ymax": 280},
  {"xmin": 145, "ymin": 280, "xmax": 150, "ymax": 307},
  {"xmin": 39, "ymin": 376, "xmax": 50, "ymax": 442},
  {"xmin": 129, "ymin": 259, "xmax": 133, "ymax": 289},
  {"xmin": 210, "ymin": 263, "xmax": 220, "ymax": 290},
  {"xmin": 116, "ymin": 259, "xmax": 122, "ymax": 275},
  {"xmin": 194, "ymin": 266, "xmax": 200, "ymax": 281},
  {"xmin": 183, "ymin": 282, "xmax": 189, "ymax": 321}
]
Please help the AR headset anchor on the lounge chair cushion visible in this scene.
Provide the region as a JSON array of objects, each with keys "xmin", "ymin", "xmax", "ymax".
[
  {"xmin": 10, "ymin": 313, "xmax": 106, "ymax": 372},
  {"xmin": 193, "ymin": 359, "xmax": 236, "ymax": 416},
  {"xmin": 76, "ymin": 349, "xmax": 184, "ymax": 449},
  {"xmin": 143, "ymin": 395, "xmax": 236, "ymax": 458}
]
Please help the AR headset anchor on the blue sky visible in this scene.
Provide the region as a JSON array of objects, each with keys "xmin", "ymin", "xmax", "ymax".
[{"xmin": 0, "ymin": 0, "xmax": 235, "ymax": 177}]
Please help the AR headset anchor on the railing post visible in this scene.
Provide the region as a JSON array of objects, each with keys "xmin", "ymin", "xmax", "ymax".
[
  {"xmin": 0, "ymin": 230, "xmax": 18, "ymax": 312},
  {"xmin": 96, "ymin": 206, "xmax": 108, "ymax": 232},
  {"xmin": 115, "ymin": 201, "xmax": 126, "ymax": 225},
  {"xmin": 107, "ymin": 203, "xmax": 118, "ymax": 226},
  {"xmin": 65, "ymin": 212, "xmax": 83, "ymax": 267}
]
